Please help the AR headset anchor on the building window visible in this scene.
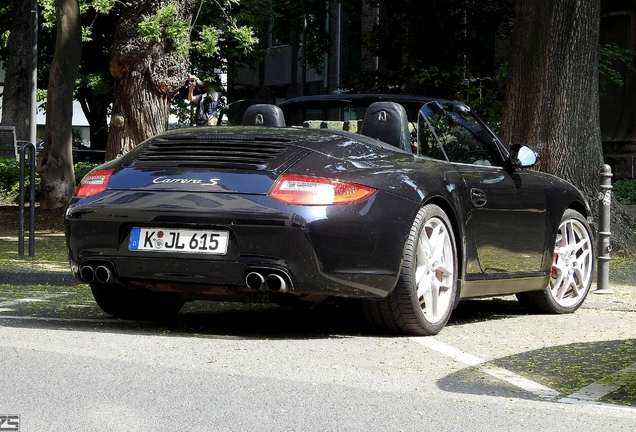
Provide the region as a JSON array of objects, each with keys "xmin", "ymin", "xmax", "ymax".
[
  {"xmin": 271, "ymin": 3, "xmax": 291, "ymax": 47},
  {"xmin": 340, "ymin": 0, "xmax": 362, "ymax": 75}
]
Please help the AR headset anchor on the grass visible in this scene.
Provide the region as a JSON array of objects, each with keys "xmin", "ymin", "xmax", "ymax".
[
  {"xmin": 0, "ymin": 204, "xmax": 68, "ymax": 271},
  {"xmin": 0, "ymin": 232, "xmax": 68, "ymax": 271},
  {"xmin": 493, "ymin": 340, "xmax": 636, "ymax": 404}
]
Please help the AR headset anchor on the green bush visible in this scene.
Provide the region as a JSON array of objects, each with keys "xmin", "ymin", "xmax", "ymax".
[
  {"xmin": 0, "ymin": 159, "xmax": 100, "ymax": 204},
  {"xmin": 0, "ymin": 159, "xmax": 20, "ymax": 199},
  {"xmin": 0, "ymin": 159, "xmax": 25, "ymax": 202},
  {"xmin": 74, "ymin": 162, "xmax": 100, "ymax": 181},
  {"xmin": 613, "ymin": 179, "xmax": 636, "ymax": 205}
]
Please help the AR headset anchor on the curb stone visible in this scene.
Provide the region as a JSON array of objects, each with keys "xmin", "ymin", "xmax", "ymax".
[{"xmin": 0, "ymin": 270, "xmax": 77, "ymax": 286}]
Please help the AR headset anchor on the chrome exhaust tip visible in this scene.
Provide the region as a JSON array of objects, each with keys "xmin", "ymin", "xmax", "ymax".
[
  {"xmin": 245, "ymin": 272, "xmax": 265, "ymax": 290},
  {"xmin": 94, "ymin": 265, "xmax": 114, "ymax": 284},
  {"xmin": 80, "ymin": 265, "xmax": 95, "ymax": 283},
  {"xmin": 265, "ymin": 274, "xmax": 288, "ymax": 293}
]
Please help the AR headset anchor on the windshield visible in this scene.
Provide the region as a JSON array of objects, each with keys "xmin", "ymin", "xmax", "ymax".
[{"xmin": 417, "ymin": 101, "xmax": 504, "ymax": 166}]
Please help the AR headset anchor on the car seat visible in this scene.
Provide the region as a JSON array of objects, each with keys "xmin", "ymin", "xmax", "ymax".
[
  {"xmin": 242, "ymin": 104, "xmax": 286, "ymax": 127},
  {"xmin": 361, "ymin": 102, "xmax": 411, "ymax": 151}
]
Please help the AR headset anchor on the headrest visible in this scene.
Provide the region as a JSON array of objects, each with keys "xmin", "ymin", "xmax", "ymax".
[
  {"xmin": 361, "ymin": 102, "xmax": 411, "ymax": 151},
  {"xmin": 242, "ymin": 104, "xmax": 286, "ymax": 127}
]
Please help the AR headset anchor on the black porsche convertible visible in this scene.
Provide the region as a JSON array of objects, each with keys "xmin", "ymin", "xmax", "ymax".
[{"xmin": 65, "ymin": 99, "xmax": 595, "ymax": 335}]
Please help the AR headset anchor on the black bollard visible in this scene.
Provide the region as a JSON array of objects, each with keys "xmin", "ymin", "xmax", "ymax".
[{"xmin": 595, "ymin": 164, "xmax": 613, "ymax": 294}]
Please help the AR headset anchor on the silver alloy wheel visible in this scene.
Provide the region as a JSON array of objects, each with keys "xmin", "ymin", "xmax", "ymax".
[
  {"xmin": 362, "ymin": 204, "xmax": 458, "ymax": 335},
  {"xmin": 415, "ymin": 216, "xmax": 455, "ymax": 324},
  {"xmin": 549, "ymin": 218, "xmax": 593, "ymax": 307}
]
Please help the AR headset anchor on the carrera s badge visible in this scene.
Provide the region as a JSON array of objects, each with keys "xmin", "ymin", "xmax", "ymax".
[{"xmin": 153, "ymin": 176, "xmax": 221, "ymax": 185}]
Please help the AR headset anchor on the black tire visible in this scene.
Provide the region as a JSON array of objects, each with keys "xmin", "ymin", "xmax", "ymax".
[
  {"xmin": 516, "ymin": 209, "xmax": 594, "ymax": 314},
  {"xmin": 91, "ymin": 284, "xmax": 185, "ymax": 319},
  {"xmin": 362, "ymin": 204, "xmax": 459, "ymax": 336}
]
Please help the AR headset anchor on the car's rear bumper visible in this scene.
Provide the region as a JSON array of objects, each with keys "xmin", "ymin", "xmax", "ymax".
[{"xmin": 65, "ymin": 190, "xmax": 416, "ymax": 299}]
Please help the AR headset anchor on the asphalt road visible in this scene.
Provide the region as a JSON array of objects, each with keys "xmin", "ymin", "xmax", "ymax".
[{"xmin": 0, "ymin": 276, "xmax": 634, "ymax": 431}]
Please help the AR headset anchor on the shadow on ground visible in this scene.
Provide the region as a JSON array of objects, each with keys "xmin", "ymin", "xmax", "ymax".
[
  {"xmin": 437, "ymin": 338, "xmax": 636, "ymax": 408},
  {"xmin": 0, "ymin": 284, "xmax": 535, "ymax": 339}
]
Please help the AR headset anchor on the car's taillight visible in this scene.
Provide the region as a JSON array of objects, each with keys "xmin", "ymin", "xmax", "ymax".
[
  {"xmin": 74, "ymin": 169, "xmax": 113, "ymax": 198},
  {"xmin": 269, "ymin": 174, "xmax": 376, "ymax": 205}
]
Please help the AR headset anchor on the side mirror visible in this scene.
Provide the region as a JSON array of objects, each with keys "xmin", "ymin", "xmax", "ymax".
[{"xmin": 509, "ymin": 143, "xmax": 540, "ymax": 168}]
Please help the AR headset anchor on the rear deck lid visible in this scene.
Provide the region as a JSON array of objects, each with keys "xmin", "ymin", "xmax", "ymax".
[{"xmin": 108, "ymin": 129, "xmax": 309, "ymax": 194}]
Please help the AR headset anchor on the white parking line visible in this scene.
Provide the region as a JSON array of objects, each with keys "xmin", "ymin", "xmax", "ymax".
[
  {"xmin": 411, "ymin": 337, "xmax": 636, "ymax": 411},
  {"xmin": 479, "ymin": 365, "xmax": 562, "ymax": 399},
  {"xmin": 411, "ymin": 336, "xmax": 486, "ymax": 366},
  {"xmin": 411, "ymin": 337, "xmax": 561, "ymax": 400},
  {"xmin": 562, "ymin": 382, "xmax": 621, "ymax": 401},
  {"xmin": 559, "ymin": 362, "xmax": 636, "ymax": 407}
]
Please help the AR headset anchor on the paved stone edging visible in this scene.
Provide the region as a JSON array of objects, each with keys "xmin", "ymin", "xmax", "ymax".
[{"xmin": 0, "ymin": 270, "xmax": 77, "ymax": 286}]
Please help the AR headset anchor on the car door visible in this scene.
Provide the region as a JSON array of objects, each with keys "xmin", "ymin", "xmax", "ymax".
[{"xmin": 418, "ymin": 101, "xmax": 548, "ymax": 277}]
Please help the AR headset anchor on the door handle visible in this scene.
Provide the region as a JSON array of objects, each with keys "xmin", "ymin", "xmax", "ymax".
[
  {"xmin": 482, "ymin": 175, "xmax": 505, "ymax": 184},
  {"xmin": 471, "ymin": 188, "xmax": 487, "ymax": 207}
]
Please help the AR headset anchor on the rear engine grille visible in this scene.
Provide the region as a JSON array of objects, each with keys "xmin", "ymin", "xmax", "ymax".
[{"xmin": 134, "ymin": 135, "xmax": 293, "ymax": 170}]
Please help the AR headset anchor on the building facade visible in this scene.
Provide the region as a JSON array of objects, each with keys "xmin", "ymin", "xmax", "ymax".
[{"xmin": 230, "ymin": 1, "xmax": 380, "ymax": 104}]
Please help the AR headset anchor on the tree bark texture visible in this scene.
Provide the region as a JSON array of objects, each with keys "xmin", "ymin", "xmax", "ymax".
[
  {"xmin": 106, "ymin": 1, "xmax": 192, "ymax": 160},
  {"xmin": 38, "ymin": 0, "xmax": 82, "ymax": 209},
  {"xmin": 1, "ymin": 0, "xmax": 32, "ymax": 141},
  {"xmin": 500, "ymin": 0, "xmax": 603, "ymax": 199}
]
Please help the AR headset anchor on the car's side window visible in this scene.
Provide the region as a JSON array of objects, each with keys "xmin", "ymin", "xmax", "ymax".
[{"xmin": 417, "ymin": 102, "xmax": 503, "ymax": 166}]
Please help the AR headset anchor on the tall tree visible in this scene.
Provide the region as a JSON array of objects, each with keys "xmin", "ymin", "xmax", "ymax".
[
  {"xmin": 106, "ymin": 1, "xmax": 193, "ymax": 160},
  {"xmin": 1, "ymin": 0, "xmax": 32, "ymax": 140},
  {"xmin": 74, "ymin": 4, "xmax": 117, "ymax": 151},
  {"xmin": 38, "ymin": 0, "xmax": 82, "ymax": 209},
  {"xmin": 105, "ymin": 0, "xmax": 261, "ymax": 159},
  {"xmin": 499, "ymin": 0, "xmax": 603, "ymax": 199},
  {"xmin": 2, "ymin": 1, "xmax": 117, "ymax": 152}
]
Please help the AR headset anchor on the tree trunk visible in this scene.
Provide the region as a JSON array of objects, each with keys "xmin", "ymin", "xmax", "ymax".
[
  {"xmin": 106, "ymin": 1, "xmax": 192, "ymax": 160},
  {"xmin": 500, "ymin": 0, "xmax": 603, "ymax": 200},
  {"xmin": 37, "ymin": 0, "xmax": 82, "ymax": 209},
  {"xmin": 1, "ymin": 0, "xmax": 31, "ymax": 141},
  {"xmin": 77, "ymin": 86, "xmax": 111, "ymax": 151}
]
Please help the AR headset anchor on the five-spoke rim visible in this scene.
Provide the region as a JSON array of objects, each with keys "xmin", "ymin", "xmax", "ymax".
[
  {"xmin": 415, "ymin": 217, "xmax": 454, "ymax": 324},
  {"xmin": 549, "ymin": 218, "xmax": 593, "ymax": 306}
]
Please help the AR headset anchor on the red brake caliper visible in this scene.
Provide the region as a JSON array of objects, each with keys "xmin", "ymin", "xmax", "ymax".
[{"xmin": 551, "ymin": 248, "xmax": 559, "ymax": 276}]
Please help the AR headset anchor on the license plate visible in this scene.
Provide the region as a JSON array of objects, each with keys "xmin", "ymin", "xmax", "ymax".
[{"xmin": 129, "ymin": 227, "xmax": 229, "ymax": 255}]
